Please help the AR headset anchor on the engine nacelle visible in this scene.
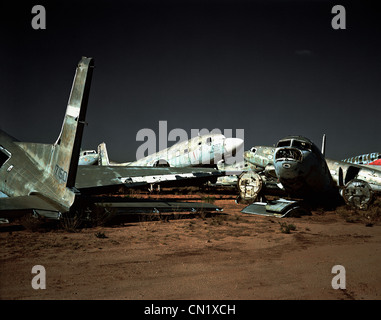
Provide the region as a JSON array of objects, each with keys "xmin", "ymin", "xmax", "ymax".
[
  {"xmin": 237, "ymin": 171, "xmax": 263, "ymax": 202},
  {"xmin": 342, "ymin": 179, "xmax": 373, "ymax": 210}
]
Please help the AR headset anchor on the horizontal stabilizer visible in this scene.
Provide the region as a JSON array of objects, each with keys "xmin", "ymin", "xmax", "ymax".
[
  {"xmin": 241, "ymin": 199, "xmax": 309, "ymax": 217},
  {"xmin": 0, "ymin": 194, "xmax": 64, "ymax": 219}
]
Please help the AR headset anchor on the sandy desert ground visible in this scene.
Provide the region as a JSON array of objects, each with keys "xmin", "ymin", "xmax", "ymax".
[{"xmin": 1, "ymin": 191, "xmax": 380, "ymax": 301}]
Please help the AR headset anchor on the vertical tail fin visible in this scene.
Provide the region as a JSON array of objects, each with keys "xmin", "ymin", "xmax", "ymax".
[
  {"xmin": 97, "ymin": 142, "xmax": 110, "ymax": 166},
  {"xmin": 13, "ymin": 57, "xmax": 94, "ymax": 211},
  {"xmin": 53, "ymin": 57, "xmax": 94, "ymax": 188}
]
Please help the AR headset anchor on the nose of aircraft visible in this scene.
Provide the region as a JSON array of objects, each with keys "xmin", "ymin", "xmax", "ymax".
[{"xmin": 224, "ymin": 138, "xmax": 244, "ymax": 155}]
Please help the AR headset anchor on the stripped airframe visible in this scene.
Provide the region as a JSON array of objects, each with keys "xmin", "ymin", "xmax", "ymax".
[
  {"xmin": 79, "ymin": 134, "xmax": 243, "ymax": 169},
  {"xmin": 238, "ymin": 136, "xmax": 381, "ymax": 216},
  {"xmin": 0, "ymin": 57, "xmax": 224, "ymax": 220}
]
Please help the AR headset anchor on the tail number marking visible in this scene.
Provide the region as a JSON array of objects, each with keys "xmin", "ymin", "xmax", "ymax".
[{"xmin": 54, "ymin": 164, "xmax": 68, "ymax": 183}]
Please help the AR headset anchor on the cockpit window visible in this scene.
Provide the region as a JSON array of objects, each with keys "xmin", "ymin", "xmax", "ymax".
[
  {"xmin": 277, "ymin": 140, "xmax": 291, "ymax": 148},
  {"xmin": 292, "ymin": 140, "xmax": 311, "ymax": 151},
  {"xmin": 277, "ymin": 139, "xmax": 312, "ymax": 151},
  {"xmin": 0, "ymin": 146, "xmax": 11, "ymax": 167},
  {"xmin": 275, "ymin": 148, "xmax": 303, "ymax": 162}
]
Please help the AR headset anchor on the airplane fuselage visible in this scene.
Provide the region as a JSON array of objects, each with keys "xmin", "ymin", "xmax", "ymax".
[
  {"xmin": 130, "ymin": 133, "xmax": 243, "ymax": 167},
  {"xmin": 0, "ymin": 130, "xmax": 75, "ymax": 211},
  {"xmin": 79, "ymin": 150, "xmax": 98, "ymax": 165},
  {"xmin": 238, "ymin": 136, "xmax": 381, "ymax": 210},
  {"xmin": 273, "ymin": 136, "xmax": 337, "ymax": 199},
  {"xmin": 91, "ymin": 133, "xmax": 244, "ymax": 168},
  {"xmin": 342, "ymin": 152, "xmax": 381, "ymax": 166}
]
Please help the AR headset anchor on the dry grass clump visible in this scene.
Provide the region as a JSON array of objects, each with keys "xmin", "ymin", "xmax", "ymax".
[{"xmin": 279, "ymin": 222, "xmax": 297, "ymax": 234}]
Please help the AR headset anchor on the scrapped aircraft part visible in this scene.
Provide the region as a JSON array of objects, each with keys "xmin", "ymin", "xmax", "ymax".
[
  {"xmin": 94, "ymin": 200, "xmax": 222, "ymax": 214},
  {"xmin": 241, "ymin": 199, "xmax": 309, "ymax": 218},
  {"xmin": 342, "ymin": 152, "xmax": 381, "ymax": 165},
  {"xmin": 243, "ymin": 146, "xmax": 275, "ymax": 169},
  {"xmin": 0, "ymin": 194, "xmax": 67, "ymax": 218},
  {"xmin": 97, "ymin": 142, "xmax": 110, "ymax": 166},
  {"xmin": 127, "ymin": 133, "xmax": 242, "ymax": 168},
  {"xmin": 214, "ymin": 175, "xmax": 239, "ymax": 187},
  {"xmin": 79, "ymin": 150, "xmax": 99, "ymax": 165},
  {"xmin": 33, "ymin": 210, "xmax": 62, "ymax": 220},
  {"xmin": 0, "ymin": 191, "xmax": 8, "ymax": 198},
  {"xmin": 75, "ymin": 166, "xmax": 223, "ymax": 192},
  {"xmin": 237, "ymin": 171, "xmax": 263, "ymax": 201},
  {"xmin": 342, "ymin": 179, "xmax": 373, "ymax": 210},
  {"xmin": 153, "ymin": 159, "xmax": 170, "ymax": 167},
  {"xmin": 0, "ymin": 57, "xmax": 93, "ymax": 219},
  {"xmin": 148, "ymin": 183, "xmax": 161, "ymax": 193},
  {"xmin": 275, "ymin": 148, "xmax": 303, "ymax": 162},
  {"xmin": 264, "ymin": 164, "xmax": 276, "ymax": 178},
  {"xmin": 121, "ymin": 173, "xmax": 202, "ymax": 185}
]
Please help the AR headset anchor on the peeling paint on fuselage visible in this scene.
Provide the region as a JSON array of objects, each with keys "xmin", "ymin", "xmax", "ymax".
[{"xmin": 0, "ymin": 130, "xmax": 74, "ymax": 211}]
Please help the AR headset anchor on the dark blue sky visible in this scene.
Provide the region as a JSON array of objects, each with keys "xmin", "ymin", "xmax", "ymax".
[{"xmin": 1, "ymin": 1, "xmax": 380, "ymax": 162}]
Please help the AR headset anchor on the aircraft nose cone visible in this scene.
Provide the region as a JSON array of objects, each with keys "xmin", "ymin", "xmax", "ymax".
[{"xmin": 224, "ymin": 138, "xmax": 244, "ymax": 155}]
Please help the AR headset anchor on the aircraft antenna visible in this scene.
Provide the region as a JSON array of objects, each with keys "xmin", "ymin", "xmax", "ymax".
[{"xmin": 321, "ymin": 134, "xmax": 326, "ymax": 156}]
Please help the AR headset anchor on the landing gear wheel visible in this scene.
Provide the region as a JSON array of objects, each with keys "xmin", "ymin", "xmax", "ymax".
[
  {"xmin": 237, "ymin": 172, "xmax": 263, "ymax": 202},
  {"xmin": 342, "ymin": 179, "xmax": 373, "ymax": 210}
]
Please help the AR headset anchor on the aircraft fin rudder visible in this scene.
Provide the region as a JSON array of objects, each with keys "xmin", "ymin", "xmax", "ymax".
[
  {"xmin": 53, "ymin": 57, "xmax": 94, "ymax": 188},
  {"xmin": 97, "ymin": 142, "xmax": 110, "ymax": 166},
  {"xmin": 11, "ymin": 57, "xmax": 94, "ymax": 211}
]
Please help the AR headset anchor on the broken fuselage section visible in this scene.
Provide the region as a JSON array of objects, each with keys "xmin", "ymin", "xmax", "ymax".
[{"xmin": 238, "ymin": 136, "xmax": 381, "ymax": 213}]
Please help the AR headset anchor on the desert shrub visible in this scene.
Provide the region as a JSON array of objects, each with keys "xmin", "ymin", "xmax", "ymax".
[
  {"xmin": 279, "ymin": 222, "xmax": 296, "ymax": 234},
  {"xmin": 95, "ymin": 231, "xmax": 108, "ymax": 239},
  {"xmin": 85, "ymin": 205, "xmax": 116, "ymax": 227},
  {"xmin": 60, "ymin": 212, "xmax": 83, "ymax": 232}
]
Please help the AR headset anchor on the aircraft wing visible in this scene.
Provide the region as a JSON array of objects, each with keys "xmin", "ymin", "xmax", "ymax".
[
  {"xmin": 0, "ymin": 194, "xmax": 65, "ymax": 219},
  {"xmin": 367, "ymin": 165, "xmax": 381, "ymax": 170},
  {"xmin": 75, "ymin": 166, "xmax": 224, "ymax": 194}
]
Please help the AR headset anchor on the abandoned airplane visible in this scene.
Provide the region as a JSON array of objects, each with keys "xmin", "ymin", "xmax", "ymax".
[
  {"xmin": 0, "ymin": 57, "xmax": 224, "ymax": 220},
  {"xmin": 79, "ymin": 133, "xmax": 243, "ymax": 168},
  {"xmin": 342, "ymin": 152, "xmax": 381, "ymax": 166},
  {"xmin": 238, "ymin": 136, "xmax": 381, "ymax": 216}
]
